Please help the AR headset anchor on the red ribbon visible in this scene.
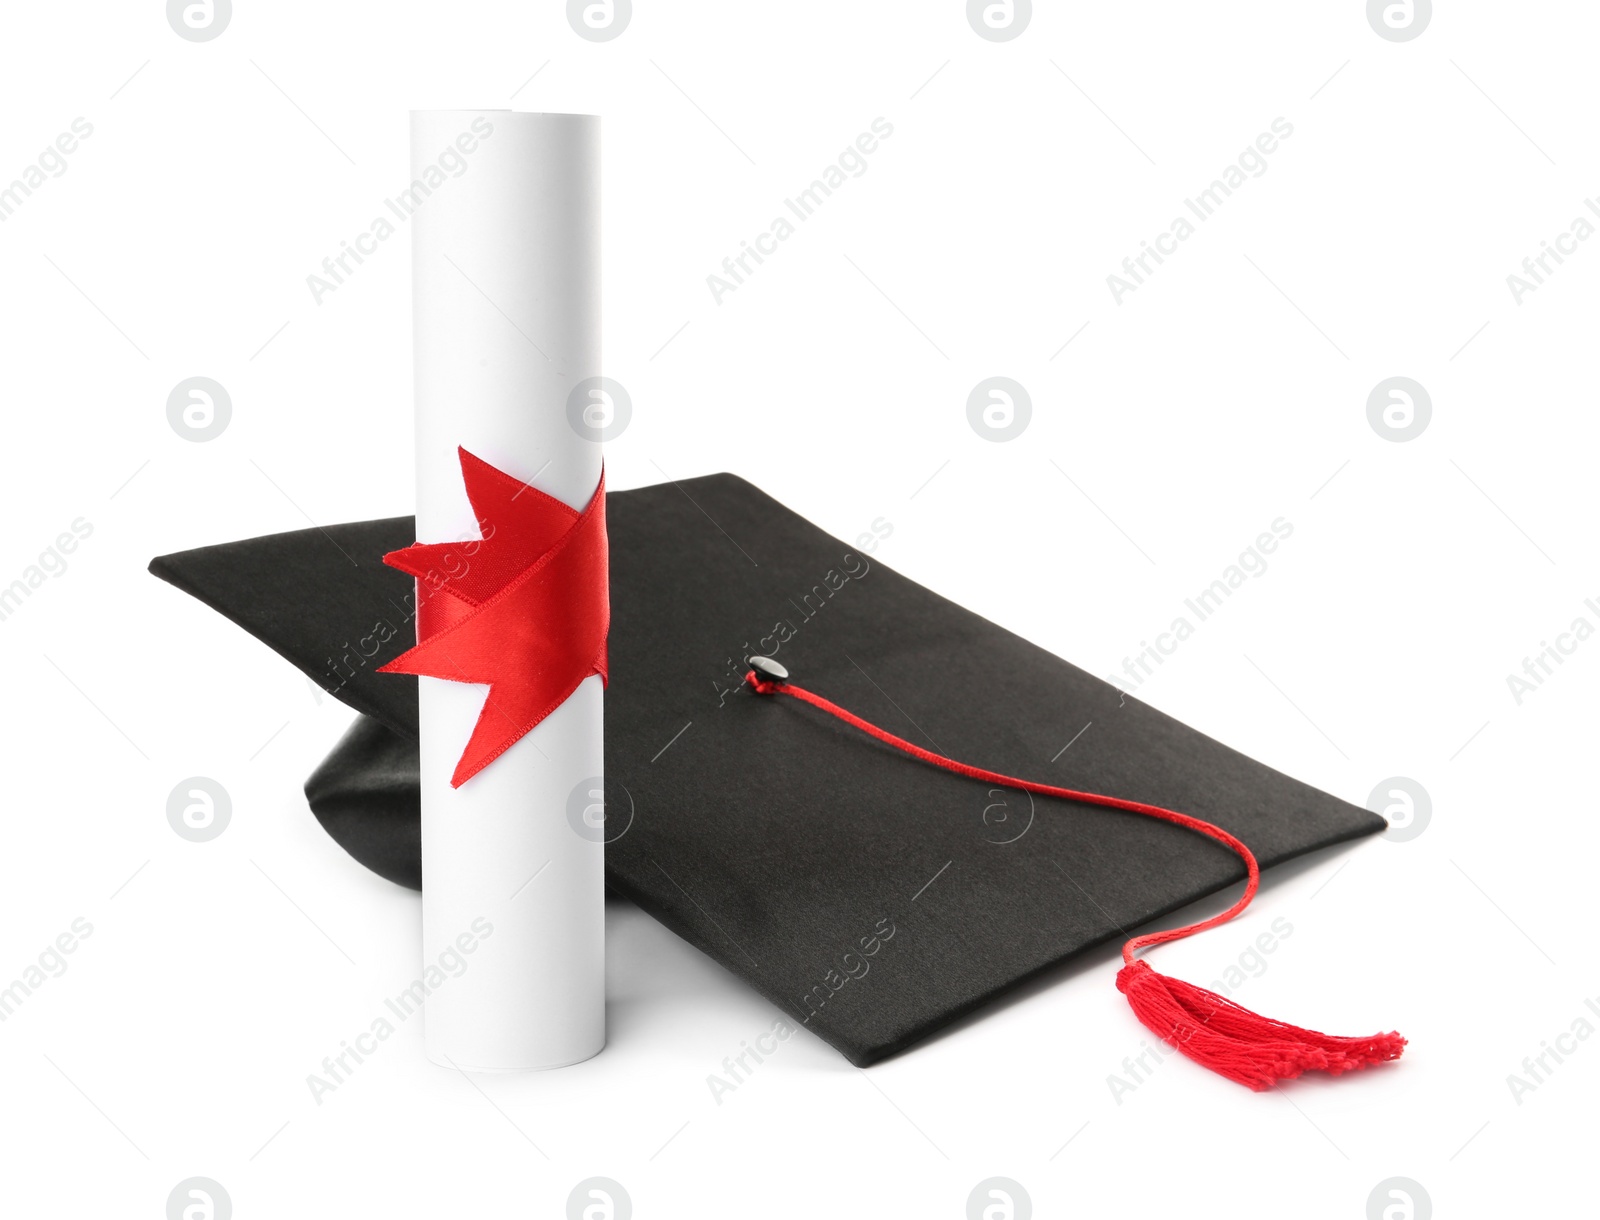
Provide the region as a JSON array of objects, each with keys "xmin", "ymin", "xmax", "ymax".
[{"xmin": 379, "ymin": 448, "xmax": 608, "ymax": 787}]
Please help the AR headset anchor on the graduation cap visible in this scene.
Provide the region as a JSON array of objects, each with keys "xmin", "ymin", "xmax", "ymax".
[{"xmin": 150, "ymin": 470, "xmax": 1403, "ymax": 1087}]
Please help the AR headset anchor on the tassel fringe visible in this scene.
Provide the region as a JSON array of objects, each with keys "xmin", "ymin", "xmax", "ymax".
[{"xmin": 1116, "ymin": 959, "xmax": 1406, "ymax": 1090}]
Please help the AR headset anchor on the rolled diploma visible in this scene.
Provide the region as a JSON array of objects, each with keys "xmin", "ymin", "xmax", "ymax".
[{"xmin": 411, "ymin": 110, "xmax": 604, "ymax": 1070}]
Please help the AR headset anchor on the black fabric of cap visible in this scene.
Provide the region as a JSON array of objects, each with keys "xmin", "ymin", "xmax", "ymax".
[{"xmin": 149, "ymin": 474, "xmax": 1383, "ymax": 1067}]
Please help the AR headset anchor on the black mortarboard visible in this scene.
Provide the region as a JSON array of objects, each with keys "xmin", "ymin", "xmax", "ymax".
[{"xmin": 149, "ymin": 473, "xmax": 1393, "ymax": 1075}]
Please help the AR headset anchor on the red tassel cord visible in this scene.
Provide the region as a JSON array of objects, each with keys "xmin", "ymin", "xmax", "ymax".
[{"xmin": 746, "ymin": 667, "xmax": 1405, "ymax": 1090}]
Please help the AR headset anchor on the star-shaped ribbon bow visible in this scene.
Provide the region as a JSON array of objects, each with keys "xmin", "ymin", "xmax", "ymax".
[{"xmin": 378, "ymin": 448, "xmax": 608, "ymax": 787}]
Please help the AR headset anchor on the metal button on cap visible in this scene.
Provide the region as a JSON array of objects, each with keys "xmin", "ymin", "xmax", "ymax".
[{"xmin": 749, "ymin": 656, "xmax": 789, "ymax": 683}]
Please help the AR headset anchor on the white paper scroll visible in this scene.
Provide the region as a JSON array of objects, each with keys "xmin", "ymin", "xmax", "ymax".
[{"xmin": 410, "ymin": 110, "xmax": 604, "ymax": 1070}]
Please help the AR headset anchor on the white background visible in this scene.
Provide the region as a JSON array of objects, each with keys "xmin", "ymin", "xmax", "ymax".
[{"xmin": 0, "ymin": 2, "xmax": 1592, "ymax": 1216}]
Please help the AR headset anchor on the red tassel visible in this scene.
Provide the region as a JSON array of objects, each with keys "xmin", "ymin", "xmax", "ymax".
[
  {"xmin": 745, "ymin": 667, "xmax": 1407, "ymax": 1091},
  {"xmin": 1117, "ymin": 960, "xmax": 1406, "ymax": 1090}
]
